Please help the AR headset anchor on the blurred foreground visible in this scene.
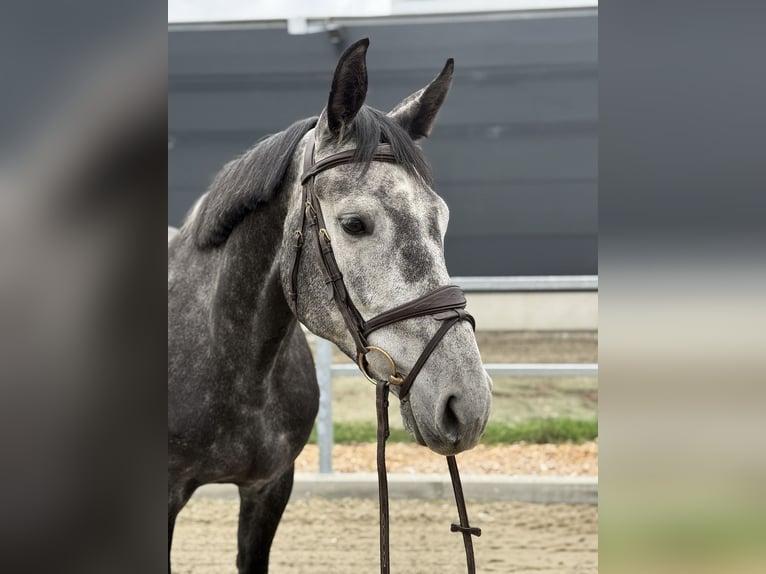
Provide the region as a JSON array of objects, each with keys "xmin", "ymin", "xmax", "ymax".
[{"xmin": 0, "ymin": 3, "xmax": 764, "ymax": 573}]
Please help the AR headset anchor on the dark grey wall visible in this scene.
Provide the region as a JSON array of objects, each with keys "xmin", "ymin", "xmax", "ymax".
[{"xmin": 169, "ymin": 14, "xmax": 597, "ymax": 276}]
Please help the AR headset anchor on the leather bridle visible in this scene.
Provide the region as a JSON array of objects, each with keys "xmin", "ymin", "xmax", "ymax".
[{"xmin": 290, "ymin": 129, "xmax": 482, "ymax": 573}]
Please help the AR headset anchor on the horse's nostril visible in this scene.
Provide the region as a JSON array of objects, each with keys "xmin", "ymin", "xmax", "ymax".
[{"xmin": 439, "ymin": 395, "xmax": 462, "ymax": 444}]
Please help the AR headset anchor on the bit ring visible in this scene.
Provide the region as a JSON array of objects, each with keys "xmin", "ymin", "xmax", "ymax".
[{"xmin": 357, "ymin": 345, "xmax": 404, "ymax": 386}]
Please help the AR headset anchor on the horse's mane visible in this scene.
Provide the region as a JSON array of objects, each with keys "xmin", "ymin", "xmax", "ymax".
[
  {"xmin": 189, "ymin": 107, "xmax": 433, "ymax": 249},
  {"xmin": 188, "ymin": 117, "xmax": 318, "ymax": 248}
]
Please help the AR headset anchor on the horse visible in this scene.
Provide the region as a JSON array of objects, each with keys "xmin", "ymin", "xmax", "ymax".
[{"xmin": 168, "ymin": 38, "xmax": 493, "ymax": 573}]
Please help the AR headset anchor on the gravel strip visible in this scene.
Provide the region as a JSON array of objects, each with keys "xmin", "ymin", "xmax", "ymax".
[{"xmin": 296, "ymin": 441, "xmax": 598, "ymax": 476}]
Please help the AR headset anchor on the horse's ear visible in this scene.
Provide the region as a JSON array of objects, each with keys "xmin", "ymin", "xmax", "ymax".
[
  {"xmin": 319, "ymin": 38, "xmax": 370, "ymax": 140},
  {"xmin": 388, "ymin": 59, "xmax": 454, "ymax": 140}
]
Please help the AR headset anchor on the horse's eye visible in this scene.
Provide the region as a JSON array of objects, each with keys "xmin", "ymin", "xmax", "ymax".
[{"xmin": 340, "ymin": 216, "xmax": 367, "ymax": 235}]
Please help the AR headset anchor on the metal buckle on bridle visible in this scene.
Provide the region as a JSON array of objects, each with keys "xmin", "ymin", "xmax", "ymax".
[{"xmin": 357, "ymin": 346, "xmax": 405, "ymax": 386}]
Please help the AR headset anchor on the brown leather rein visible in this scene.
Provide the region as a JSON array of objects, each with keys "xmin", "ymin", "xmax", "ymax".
[{"xmin": 290, "ymin": 130, "xmax": 481, "ymax": 573}]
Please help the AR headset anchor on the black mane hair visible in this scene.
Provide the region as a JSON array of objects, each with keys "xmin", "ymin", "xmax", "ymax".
[
  {"xmin": 189, "ymin": 116, "xmax": 318, "ymax": 248},
  {"xmin": 189, "ymin": 106, "xmax": 433, "ymax": 249},
  {"xmin": 342, "ymin": 105, "xmax": 434, "ymax": 187}
]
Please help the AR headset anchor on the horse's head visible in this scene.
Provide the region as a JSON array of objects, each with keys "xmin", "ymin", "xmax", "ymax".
[{"xmin": 281, "ymin": 39, "xmax": 491, "ymax": 456}]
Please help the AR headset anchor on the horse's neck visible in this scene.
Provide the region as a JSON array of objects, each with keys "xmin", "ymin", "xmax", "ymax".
[{"xmin": 209, "ymin": 192, "xmax": 295, "ymax": 366}]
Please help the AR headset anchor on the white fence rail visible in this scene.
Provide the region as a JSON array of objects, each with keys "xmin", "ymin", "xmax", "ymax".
[
  {"xmin": 450, "ymin": 275, "xmax": 598, "ymax": 291},
  {"xmin": 328, "ymin": 362, "xmax": 598, "ymax": 378},
  {"xmin": 315, "ymin": 276, "xmax": 598, "ymax": 473}
]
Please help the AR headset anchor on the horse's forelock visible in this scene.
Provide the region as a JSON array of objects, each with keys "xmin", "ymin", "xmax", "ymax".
[{"xmin": 347, "ymin": 106, "xmax": 433, "ymax": 187}]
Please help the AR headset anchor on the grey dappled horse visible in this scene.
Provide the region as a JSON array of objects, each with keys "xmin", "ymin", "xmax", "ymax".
[{"xmin": 168, "ymin": 39, "xmax": 492, "ymax": 573}]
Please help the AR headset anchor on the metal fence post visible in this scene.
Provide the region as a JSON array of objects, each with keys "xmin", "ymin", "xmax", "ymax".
[{"xmin": 315, "ymin": 337, "xmax": 334, "ymax": 474}]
